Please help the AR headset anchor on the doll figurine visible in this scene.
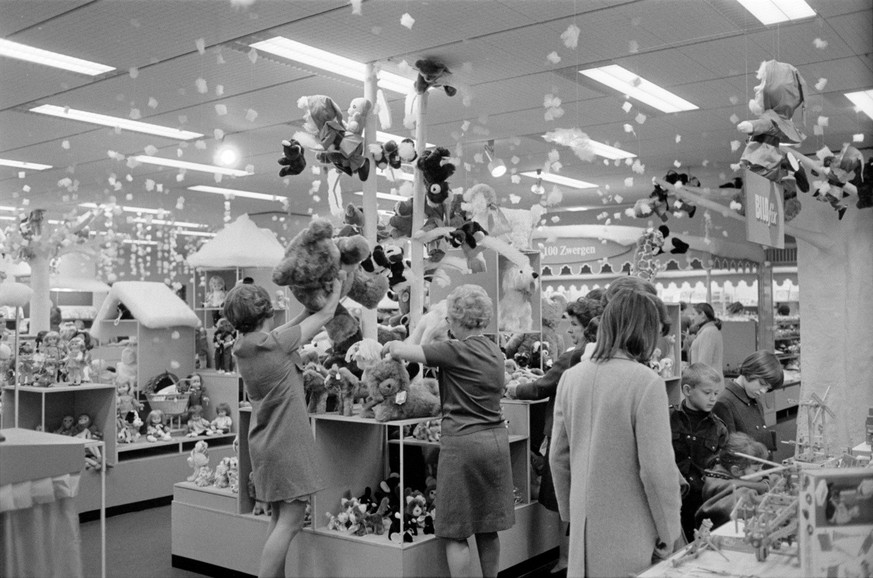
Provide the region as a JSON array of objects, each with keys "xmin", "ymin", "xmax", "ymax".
[
  {"xmin": 194, "ymin": 325, "xmax": 209, "ymax": 369},
  {"xmin": 204, "ymin": 275, "xmax": 227, "ymax": 308},
  {"xmin": 40, "ymin": 331, "xmax": 63, "ymax": 376},
  {"xmin": 186, "ymin": 440, "xmax": 211, "ymax": 483},
  {"xmin": 145, "ymin": 409, "xmax": 172, "ymax": 442},
  {"xmin": 17, "ymin": 341, "xmax": 36, "ymax": 385},
  {"xmin": 54, "ymin": 414, "xmax": 76, "ymax": 436},
  {"xmin": 63, "ymin": 336, "xmax": 89, "ymax": 385},
  {"xmin": 210, "ymin": 402, "xmax": 233, "ymax": 434},
  {"xmin": 186, "ymin": 404, "xmax": 214, "ymax": 437},
  {"xmin": 116, "ymin": 380, "xmax": 143, "ymax": 415},
  {"xmin": 181, "ymin": 373, "xmax": 209, "ymax": 408},
  {"xmin": 75, "ymin": 413, "xmax": 103, "ymax": 469},
  {"xmin": 115, "ymin": 342, "xmax": 138, "ymax": 393},
  {"xmin": 213, "ymin": 318, "xmax": 236, "ymax": 373}
]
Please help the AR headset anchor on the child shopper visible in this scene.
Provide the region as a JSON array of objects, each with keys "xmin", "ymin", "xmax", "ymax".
[
  {"xmin": 222, "ymin": 275, "xmax": 343, "ymax": 578},
  {"xmin": 696, "ymin": 432, "xmax": 772, "ymax": 529},
  {"xmin": 670, "ymin": 362, "xmax": 729, "ymax": 541}
]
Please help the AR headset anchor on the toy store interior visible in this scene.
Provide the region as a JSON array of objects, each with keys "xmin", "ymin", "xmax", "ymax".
[{"xmin": 1, "ymin": 1, "xmax": 872, "ymax": 577}]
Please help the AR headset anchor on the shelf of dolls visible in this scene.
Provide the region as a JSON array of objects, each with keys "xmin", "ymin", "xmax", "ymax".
[
  {"xmin": 1, "ymin": 382, "xmax": 117, "ymax": 466},
  {"xmin": 116, "ymin": 432, "xmax": 235, "ymax": 462}
]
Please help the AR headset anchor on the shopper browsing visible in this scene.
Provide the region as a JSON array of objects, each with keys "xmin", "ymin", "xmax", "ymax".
[
  {"xmin": 222, "ymin": 275, "xmax": 344, "ymax": 578},
  {"xmin": 382, "ymin": 284, "xmax": 515, "ymax": 578},
  {"xmin": 550, "ymin": 289, "xmax": 682, "ymax": 578},
  {"xmin": 504, "ymin": 296, "xmax": 603, "ymax": 576},
  {"xmin": 670, "ymin": 363, "xmax": 729, "ymax": 541},
  {"xmin": 712, "ymin": 350, "xmax": 784, "ymax": 457},
  {"xmin": 689, "ymin": 303, "xmax": 724, "ymax": 382},
  {"xmin": 696, "ymin": 432, "xmax": 772, "ymax": 529}
]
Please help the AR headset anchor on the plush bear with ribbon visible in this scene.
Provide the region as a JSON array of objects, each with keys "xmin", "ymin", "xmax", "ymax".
[{"xmin": 737, "ymin": 60, "xmax": 809, "ymax": 198}]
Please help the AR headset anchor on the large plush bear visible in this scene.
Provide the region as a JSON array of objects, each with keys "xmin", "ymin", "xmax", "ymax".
[
  {"xmin": 272, "ymin": 218, "xmax": 388, "ymax": 345},
  {"xmin": 361, "ymin": 358, "xmax": 440, "ymax": 422}
]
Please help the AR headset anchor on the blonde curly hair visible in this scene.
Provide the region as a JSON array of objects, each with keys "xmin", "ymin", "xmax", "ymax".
[{"xmin": 446, "ymin": 284, "xmax": 492, "ymax": 330}]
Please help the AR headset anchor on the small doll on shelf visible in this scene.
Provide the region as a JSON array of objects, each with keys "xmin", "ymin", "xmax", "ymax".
[
  {"xmin": 180, "ymin": 373, "xmax": 209, "ymax": 408},
  {"xmin": 75, "ymin": 413, "xmax": 103, "ymax": 469},
  {"xmin": 204, "ymin": 275, "xmax": 227, "ymax": 309},
  {"xmin": 186, "ymin": 440, "xmax": 212, "ymax": 485},
  {"xmin": 54, "ymin": 414, "xmax": 76, "ymax": 436},
  {"xmin": 115, "ymin": 341, "xmax": 138, "ymax": 393},
  {"xmin": 213, "ymin": 318, "xmax": 236, "ymax": 373},
  {"xmin": 210, "ymin": 402, "xmax": 233, "ymax": 434},
  {"xmin": 116, "ymin": 379, "xmax": 143, "ymax": 415},
  {"xmin": 63, "ymin": 336, "xmax": 89, "ymax": 385},
  {"xmin": 186, "ymin": 404, "xmax": 214, "ymax": 437},
  {"xmin": 145, "ymin": 409, "xmax": 173, "ymax": 442},
  {"xmin": 39, "ymin": 331, "xmax": 63, "ymax": 378}
]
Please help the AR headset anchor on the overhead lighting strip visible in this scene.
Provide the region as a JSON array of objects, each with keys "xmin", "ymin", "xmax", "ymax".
[
  {"xmin": 79, "ymin": 202, "xmax": 170, "ymax": 215},
  {"xmin": 735, "ymin": 0, "xmax": 815, "ymax": 25},
  {"xmin": 845, "ymin": 90, "xmax": 873, "ymax": 122},
  {"xmin": 519, "ymin": 171, "xmax": 597, "ymax": 189},
  {"xmin": 0, "ymin": 39, "xmax": 115, "ymax": 76},
  {"xmin": 134, "ymin": 156, "xmax": 249, "ymax": 177},
  {"xmin": 187, "ymin": 185, "xmax": 283, "ymax": 202},
  {"xmin": 31, "ymin": 105, "xmax": 203, "ymax": 140},
  {"xmin": 130, "ymin": 217, "xmax": 208, "ymax": 229},
  {"xmin": 0, "ymin": 158, "xmax": 52, "ymax": 170},
  {"xmin": 250, "ymin": 37, "xmax": 414, "ymax": 95},
  {"xmin": 579, "ymin": 65, "xmax": 698, "ymax": 113}
]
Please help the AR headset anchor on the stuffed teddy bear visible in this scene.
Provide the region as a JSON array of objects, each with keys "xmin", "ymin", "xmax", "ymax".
[
  {"xmin": 377, "ymin": 324, "xmax": 407, "ymax": 344},
  {"xmin": 540, "ymin": 294, "xmax": 566, "ymax": 361},
  {"xmin": 325, "ymin": 363, "xmax": 363, "ymax": 416},
  {"xmin": 369, "ymin": 140, "xmax": 402, "ymax": 171},
  {"xmin": 272, "ymin": 218, "xmax": 388, "ymax": 345},
  {"xmin": 388, "ymin": 197, "xmax": 414, "ymax": 239},
  {"xmin": 413, "ymin": 58, "xmax": 457, "ymax": 97},
  {"xmin": 337, "ymin": 203, "xmax": 365, "ymax": 237},
  {"xmin": 416, "ymin": 147, "xmax": 456, "ymax": 199},
  {"xmin": 449, "ymin": 220, "xmax": 488, "ymax": 273},
  {"xmin": 303, "ymin": 364, "xmax": 333, "ymax": 414},
  {"xmin": 277, "ymin": 138, "xmax": 307, "ymax": 177},
  {"xmin": 737, "ymin": 60, "xmax": 809, "ymax": 198},
  {"xmin": 815, "ymin": 144, "xmax": 865, "ymax": 220},
  {"xmin": 361, "ymin": 358, "xmax": 440, "ymax": 422},
  {"xmin": 498, "ymin": 264, "xmax": 538, "ymax": 332}
]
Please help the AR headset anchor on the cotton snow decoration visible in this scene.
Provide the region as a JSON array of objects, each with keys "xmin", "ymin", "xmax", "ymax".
[{"xmin": 542, "ymin": 129, "xmax": 596, "ymax": 162}]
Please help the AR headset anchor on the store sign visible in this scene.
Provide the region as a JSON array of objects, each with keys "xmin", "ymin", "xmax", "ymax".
[
  {"xmin": 744, "ymin": 169, "xmax": 785, "ymax": 249},
  {"xmin": 537, "ymin": 238, "xmax": 629, "ymax": 265}
]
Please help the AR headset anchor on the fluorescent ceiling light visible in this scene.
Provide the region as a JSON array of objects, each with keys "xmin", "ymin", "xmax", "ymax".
[
  {"xmin": 79, "ymin": 202, "xmax": 169, "ymax": 215},
  {"xmin": 187, "ymin": 185, "xmax": 284, "ymax": 202},
  {"xmin": 250, "ymin": 37, "xmax": 413, "ymax": 95},
  {"xmin": 0, "ymin": 206, "xmax": 17, "ymax": 212},
  {"xmin": 31, "ymin": 105, "xmax": 203, "ymax": 140},
  {"xmin": 0, "ymin": 215, "xmax": 16, "ymax": 221},
  {"xmin": 587, "ymin": 140, "xmax": 636, "ymax": 160},
  {"xmin": 559, "ymin": 207, "xmax": 591, "ymax": 212},
  {"xmin": 353, "ymin": 191, "xmax": 408, "ymax": 202},
  {"xmin": 735, "ymin": 0, "xmax": 815, "ymax": 25},
  {"xmin": 176, "ymin": 230, "xmax": 216, "ymax": 238},
  {"xmin": 123, "ymin": 239, "xmax": 158, "ymax": 246},
  {"xmin": 376, "ymin": 131, "xmax": 434, "ymax": 149},
  {"xmin": 0, "ymin": 158, "xmax": 52, "ymax": 170},
  {"xmin": 579, "ymin": 65, "xmax": 698, "ymax": 113},
  {"xmin": 845, "ymin": 90, "xmax": 873, "ymax": 121},
  {"xmin": 520, "ymin": 171, "xmax": 597, "ymax": 189},
  {"xmin": 134, "ymin": 156, "xmax": 249, "ymax": 177},
  {"xmin": 376, "ymin": 168, "xmax": 415, "ymax": 182},
  {"xmin": 131, "ymin": 217, "xmax": 208, "ymax": 229},
  {"xmin": 0, "ymin": 39, "xmax": 115, "ymax": 76}
]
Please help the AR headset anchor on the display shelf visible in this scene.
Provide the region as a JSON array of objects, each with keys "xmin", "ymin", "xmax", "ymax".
[
  {"xmin": 116, "ymin": 432, "xmax": 235, "ymax": 461},
  {"xmin": 172, "ymin": 401, "xmax": 561, "ymax": 576},
  {"xmin": 1, "ymin": 383, "xmax": 117, "ymax": 466}
]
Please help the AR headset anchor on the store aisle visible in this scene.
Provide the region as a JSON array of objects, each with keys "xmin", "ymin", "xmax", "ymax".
[{"xmin": 79, "ymin": 505, "xmax": 205, "ymax": 578}]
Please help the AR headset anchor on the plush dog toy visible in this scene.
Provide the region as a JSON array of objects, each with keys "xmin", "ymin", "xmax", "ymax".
[
  {"xmin": 361, "ymin": 358, "xmax": 440, "ymax": 422},
  {"xmin": 272, "ymin": 218, "xmax": 388, "ymax": 345},
  {"xmin": 277, "ymin": 138, "xmax": 307, "ymax": 177},
  {"xmin": 498, "ymin": 263, "xmax": 538, "ymax": 332},
  {"xmin": 303, "ymin": 363, "xmax": 333, "ymax": 414},
  {"xmin": 414, "ymin": 58, "xmax": 457, "ymax": 97},
  {"xmin": 325, "ymin": 363, "xmax": 363, "ymax": 416}
]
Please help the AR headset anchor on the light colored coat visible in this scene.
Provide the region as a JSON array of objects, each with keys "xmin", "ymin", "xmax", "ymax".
[
  {"xmin": 689, "ymin": 322, "xmax": 724, "ymax": 380},
  {"xmin": 550, "ymin": 356, "xmax": 682, "ymax": 578}
]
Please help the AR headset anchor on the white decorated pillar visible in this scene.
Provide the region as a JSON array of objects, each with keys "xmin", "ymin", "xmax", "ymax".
[
  {"xmin": 361, "ymin": 63, "xmax": 378, "ymax": 341},
  {"xmin": 29, "ymin": 252, "xmax": 51, "ymax": 334}
]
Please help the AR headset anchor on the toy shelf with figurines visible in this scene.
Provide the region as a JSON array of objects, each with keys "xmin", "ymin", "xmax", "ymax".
[
  {"xmin": 171, "ymin": 401, "xmax": 561, "ymax": 577},
  {"xmin": 1, "ymin": 382, "xmax": 117, "ymax": 466}
]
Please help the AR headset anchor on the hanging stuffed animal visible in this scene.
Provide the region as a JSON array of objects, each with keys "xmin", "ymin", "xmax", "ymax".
[
  {"xmin": 737, "ymin": 60, "xmax": 809, "ymax": 203},
  {"xmin": 814, "ymin": 144, "xmax": 865, "ymax": 220},
  {"xmin": 297, "ymin": 95, "xmax": 371, "ymax": 181},
  {"xmin": 277, "ymin": 138, "xmax": 307, "ymax": 177},
  {"xmin": 646, "ymin": 171, "xmax": 698, "ymax": 222},
  {"xmin": 632, "ymin": 227, "xmax": 666, "ymax": 282},
  {"xmin": 417, "ymin": 147, "xmax": 456, "ymax": 204},
  {"xmin": 498, "ymin": 263, "xmax": 538, "ymax": 333},
  {"xmin": 448, "ymin": 221, "xmax": 488, "ymax": 273},
  {"xmin": 413, "ymin": 58, "xmax": 457, "ymax": 97}
]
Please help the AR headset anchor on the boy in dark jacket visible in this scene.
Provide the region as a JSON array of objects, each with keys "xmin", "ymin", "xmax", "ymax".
[{"xmin": 670, "ymin": 362, "xmax": 729, "ymax": 541}]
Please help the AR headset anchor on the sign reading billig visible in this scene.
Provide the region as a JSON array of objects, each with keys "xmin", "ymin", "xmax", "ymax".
[{"xmin": 744, "ymin": 169, "xmax": 785, "ymax": 249}]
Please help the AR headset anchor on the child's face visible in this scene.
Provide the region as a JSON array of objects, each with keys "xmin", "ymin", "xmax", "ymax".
[
  {"xmin": 218, "ymin": 409, "xmax": 227, "ymax": 417},
  {"xmin": 742, "ymin": 376, "xmax": 770, "ymax": 399},
  {"xmin": 733, "ymin": 463, "xmax": 763, "ymax": 478},
  {"xmin": 683, "ymin": 380, "xmax": 723, "ymax": 412}
]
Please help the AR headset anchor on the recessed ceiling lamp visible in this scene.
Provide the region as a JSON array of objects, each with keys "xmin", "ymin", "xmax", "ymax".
[
  {"xmin": 214, "ymin": 145, "xmax": 239, "ymax": 167},
  {"xmin": 579, "ymin": 65, "xmax": 698, "ymax": 113},
  {"xmin": 353, "ymin": 191, "xmax": 408, "ymax": 202},
  {"xmin": 0, "ymin": 39, "xmax": 115, "ymax": 76},
  {"xmin": 519, "ymin": 171, "xmax": 597, "ymax": 189},
  {"xmin": 130, "ymin": 217, "xmax": 208, "ymax": 229},
  {"xmin": 735, "ymin": 0, "xmax": 815, "ymax": 25},
  {"xmin": 134, "ymin": 156, "xmax": 249, "ymax": 177},
  {"xmin": 187, "ymin": 185, "xmax": 284, "ymax": 202},
  {"xmin": 249, "ymin": 37, "xmax": 414, "ymax": 94},
  {"xmin": 0, "ymin": 158, "xmax": 52, "ymax": 170},
  {"xmin": 484, "ymin": 140, "xmax": 507, "ymax": 178},
  {"xmin": 31, "ymin": 105, "xmax": 203, "ymax": 140},
  {"xmin": 78, "ymin": 202, "xmax": 169, "ymax": 215},
  {"xmin": 845, "ymin": 90, "xmax": 873, "ymax": 121}
]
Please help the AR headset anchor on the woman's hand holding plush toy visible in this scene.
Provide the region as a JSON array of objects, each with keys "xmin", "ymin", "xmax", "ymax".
[{"xmin": 299, "ymin": 272, "xmax": 346, "ymax": 344}]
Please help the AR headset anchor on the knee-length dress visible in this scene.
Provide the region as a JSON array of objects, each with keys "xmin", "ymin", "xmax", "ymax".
[
  {"xmin": 233, "ymin": 324, "xmax": 325, "ymax": 503},
  {"xmin": 422, "ymin": 335, "xmax": 515, "ymax": 539}
]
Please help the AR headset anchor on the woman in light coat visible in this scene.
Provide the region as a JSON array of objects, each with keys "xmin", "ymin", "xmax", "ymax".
[
  {"xmin": 689, "ymin": 302, "xmax": 723, "ymax": 381},
  {"xmin": 550, "ymin": 289, "xmax": 682, "ymax": 578}
]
